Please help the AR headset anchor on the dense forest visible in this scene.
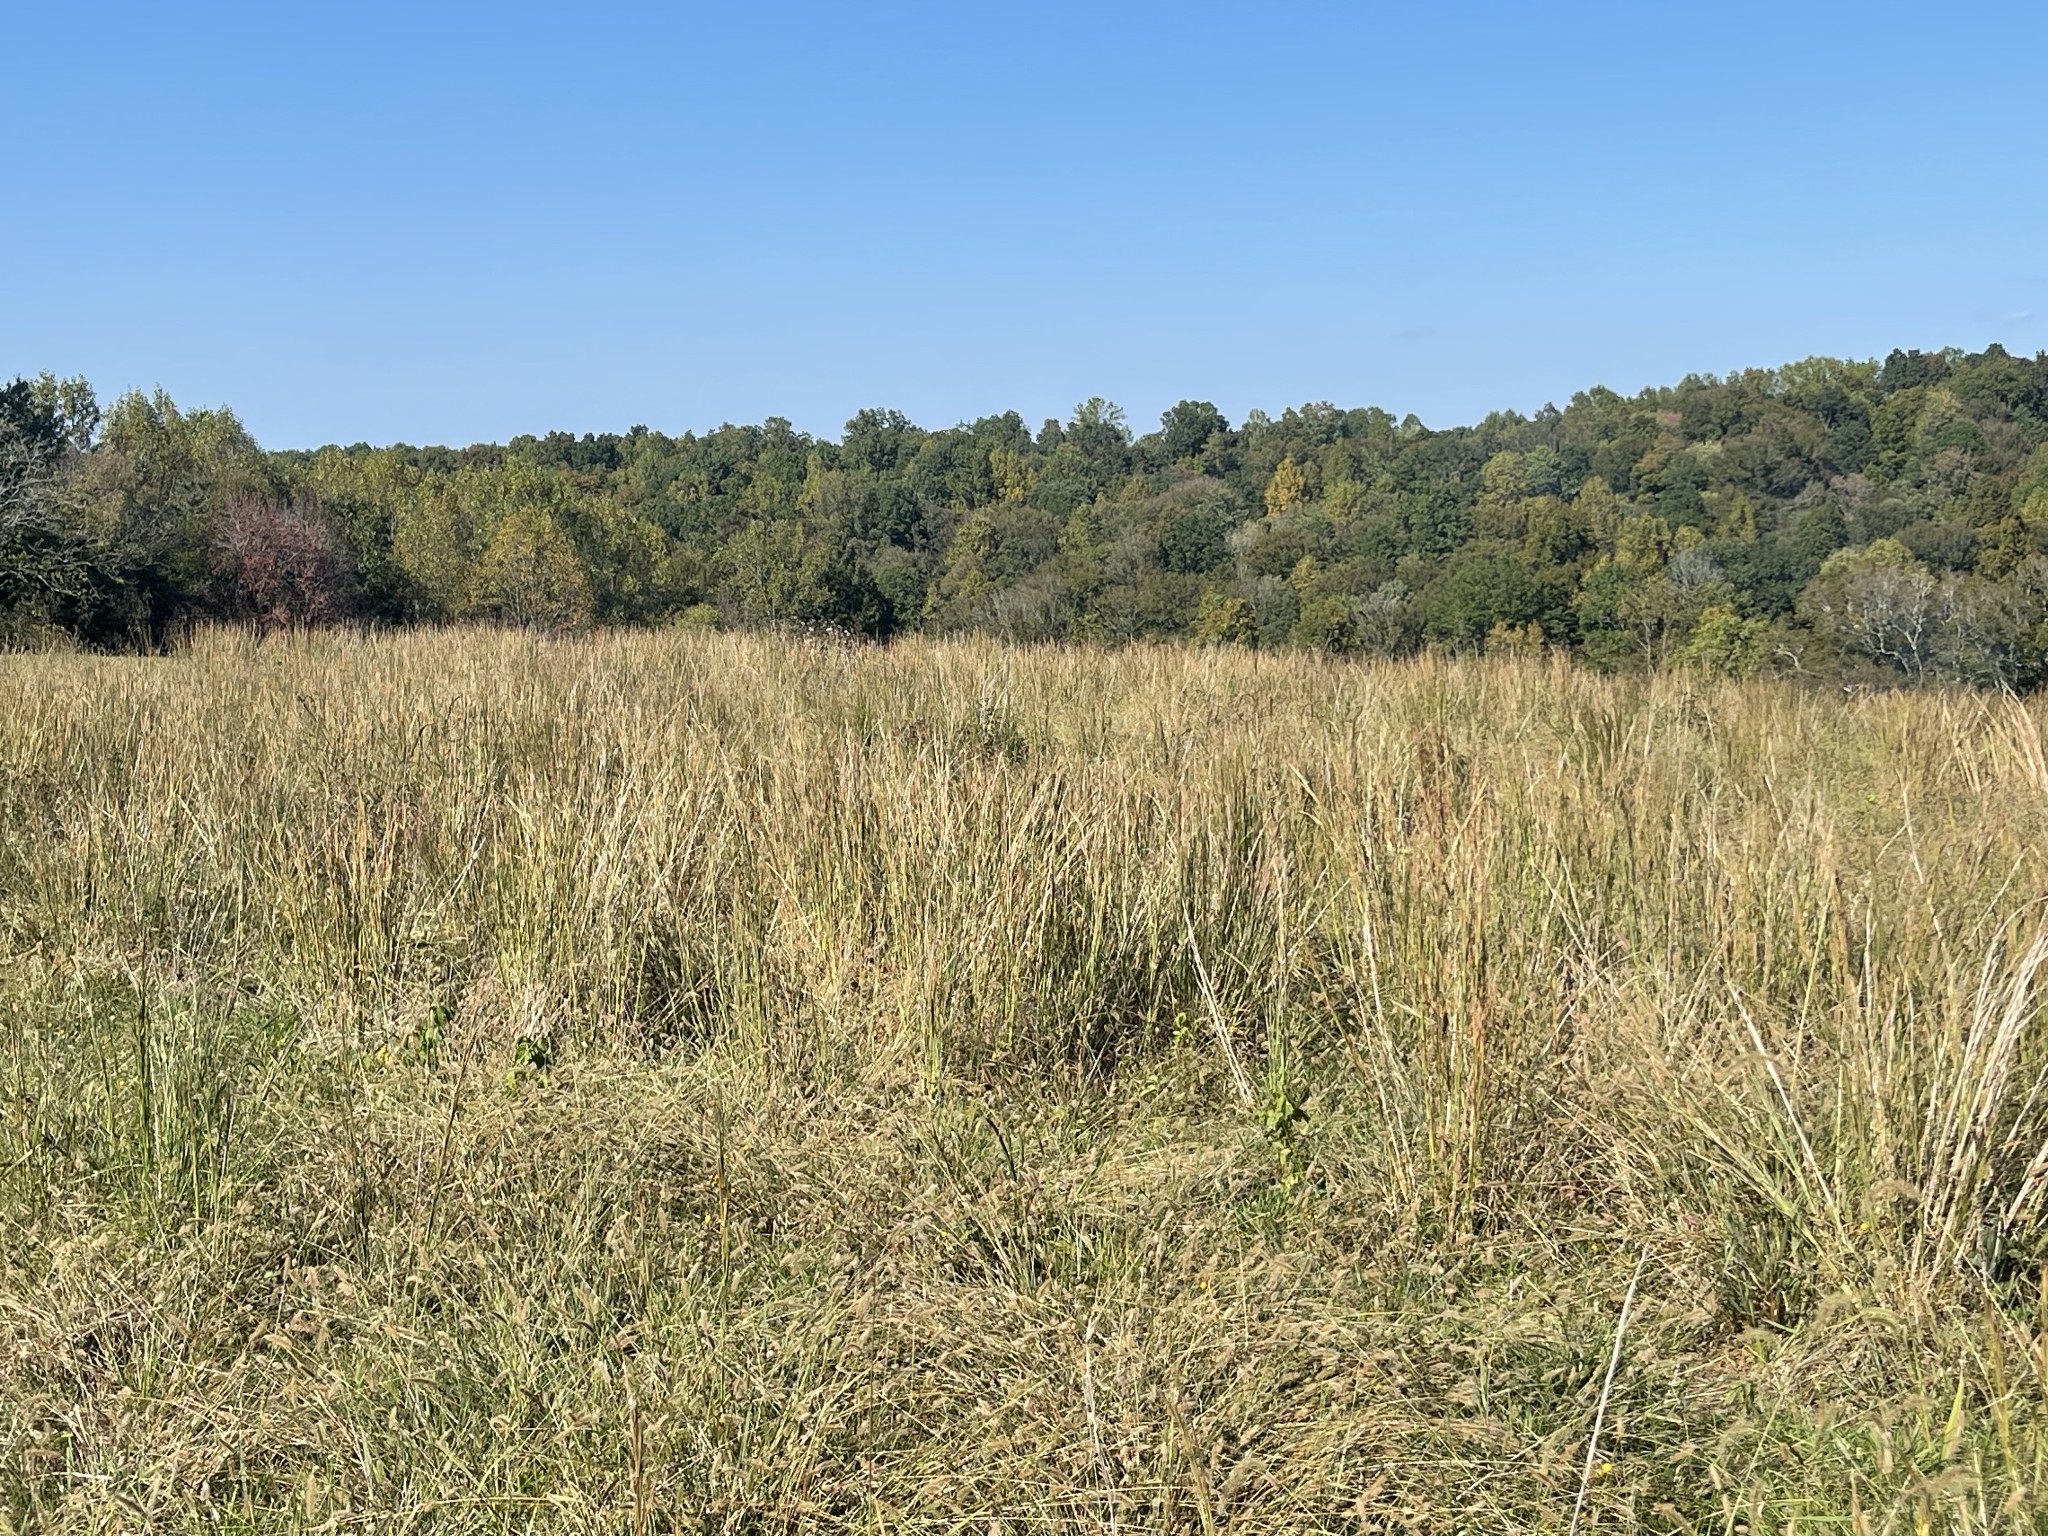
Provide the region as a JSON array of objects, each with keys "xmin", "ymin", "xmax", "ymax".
[{"xmin": 6, "ymin": 344, "xmax": 2048, "ymax": 685}]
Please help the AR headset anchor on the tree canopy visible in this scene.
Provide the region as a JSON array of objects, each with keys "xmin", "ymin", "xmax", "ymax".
[{"xmin": 9, "ymin": 344, "xmax": 2048, "ymax": 686}]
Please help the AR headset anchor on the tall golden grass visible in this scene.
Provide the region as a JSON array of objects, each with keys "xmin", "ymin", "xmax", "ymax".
[{"xmin": 4, "ymin": 627, "xmax": 2048, "ymax": 1532}]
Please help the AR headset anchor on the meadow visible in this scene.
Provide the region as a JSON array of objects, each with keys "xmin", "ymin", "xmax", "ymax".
[{"xmin": 4, "ymin": 628, "xmax": 2048, "ymax": 1533}]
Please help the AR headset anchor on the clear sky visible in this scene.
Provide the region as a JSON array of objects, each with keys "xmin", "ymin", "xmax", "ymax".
[{"xmin": 7, "ymin": 1, "xmax": 2044, "ymax": 448}]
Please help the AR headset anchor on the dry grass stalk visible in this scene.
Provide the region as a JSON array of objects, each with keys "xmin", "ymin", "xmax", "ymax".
[{"xmin": 0, "ymin": 627, "xmax": 2045, "ymax": 1531}]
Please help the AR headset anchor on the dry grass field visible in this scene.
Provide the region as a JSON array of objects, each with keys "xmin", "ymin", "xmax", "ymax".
[{"xmin": 5, "ymin": 628, "xmax": 2048, "ymax": 1532}]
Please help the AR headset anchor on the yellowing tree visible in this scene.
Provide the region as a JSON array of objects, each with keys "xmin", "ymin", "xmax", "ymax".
[
  {"xmin": 927, "ymin": 513, "xmax": 997, "ymax": 626},
  {"xmin": 476, "ymin": 507, "xmax": 594, "ymax": 630},
  {"xmin": 720, "ymin": 517, "xmax": 831, "ymax": 625},
  {"xmin": 1474, "ymin": 450, "xmax": 1531, "ymax": 541},
  {"xmin": 1191, "ymin": 590, "xmax": 1256, "ymax": 644},
  {"xmin": 989, "ymin": 447, "xmax": 1035, "ymax": 504},
  {"xmin": 1676, "ymin": 605, "xmax": 1769, "ymax": 676},
  {"xmin": 1614, "ymin": 513, "xmax": 1673, "ymax": 569},
  {"xmin": 1574, "ymin": 476, "xmax": 1623, "ymax": 545},
  {"xmin": 1719, "ymin": 490, "xmax": 1759, "ymax": 544},
  {"xmin": 1264, "ymin": 456, "xmax": 1306, "ymax": 519},
  {"xmin": 390, "ymin": 480, "xmax": 477, "ymax": 621}
]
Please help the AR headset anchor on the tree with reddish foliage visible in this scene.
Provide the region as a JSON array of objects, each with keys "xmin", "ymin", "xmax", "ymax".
[{"xmin": 212, "ymin": 495, "xmax": 359, "ymax": 631}]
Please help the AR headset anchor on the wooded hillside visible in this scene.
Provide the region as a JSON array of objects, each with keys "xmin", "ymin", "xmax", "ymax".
[{"xmin": 8, "ymin": 344, "xmax": 2048, "ymax": 684}]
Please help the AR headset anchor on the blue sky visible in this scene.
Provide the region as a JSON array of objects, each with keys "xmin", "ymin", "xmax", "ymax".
[{"xmin": 6, "ymin": 1, "xmax": 2043, "ymax": 448}]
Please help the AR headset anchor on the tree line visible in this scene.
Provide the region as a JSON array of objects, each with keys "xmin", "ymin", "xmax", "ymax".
[{"xmin": 6, "ymin": 345, "xmax": 2048, "ymax": 685}]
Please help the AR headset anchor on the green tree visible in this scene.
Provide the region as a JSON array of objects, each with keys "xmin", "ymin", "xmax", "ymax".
[
  {"xmin": 1191, "ymin": 590, "xmax": 1256, "ymax": 644},
  {"xmin": 1473, "ymin": 451, "xmax": 1530, "ymax": 541},
  {"xmin": 720, "ymin": 517, "xmax": 833, "ymax": 627},
  {"xmin": 1523, "ymin": 496, "xmax": 1591, "ymax": 566},
  {"xmin": 1614, "ymin": 512, "xmax": 1673, "ymax": 569},
  {"xmin": 576, "ymin": 503, "xmax": 692, "ymax": 623},
  {"xmin": 72, "ymin": 389, "xmax": 272, "ymax": 632},
  {"xmin": 0, "ymin": 378, "xmax": 94, "ymax": 633},
  {"xmin": 1574, "ymin": 559, "xmax": 1677, "ymax": 668},
  {"xmin": 1423, "ymin": 547, "xmax": 1554, "ymax": 648},
  {"xmin": 1155, "ymin": 400, "xmax": 1229, "ymax": 465},
  {"xmin": 1291, "ymin": 595, "xmax": 1355, "ymax": 651},
  {"xmin": 1676, "ymin": 605, "xmax": 1769, "ymax": 677},
  {"xmin": 390, "ymin": 480, "xmax": 478, "ymax": 621},
  {"xmin": 476, "ymin": 507, "xmax": 594, "ymax": 630},
  {"xmin": 1159, "ymin": 503, "xmax": 1231, "ymax": 574}
]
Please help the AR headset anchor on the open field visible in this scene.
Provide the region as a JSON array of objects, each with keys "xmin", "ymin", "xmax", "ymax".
[{"xmin": 5, "ymin": 630, "xmax": 2048, "ymax": 1532}]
